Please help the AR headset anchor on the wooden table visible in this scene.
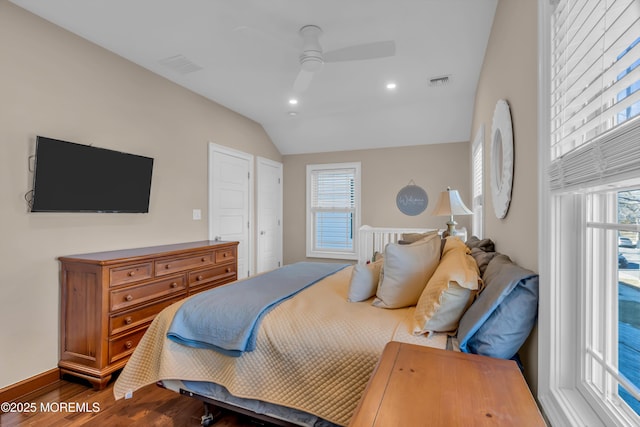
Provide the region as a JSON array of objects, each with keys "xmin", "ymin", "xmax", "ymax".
[{"xmin": 349, "ymin": 341, "xmax": 546, "ymax": 427}]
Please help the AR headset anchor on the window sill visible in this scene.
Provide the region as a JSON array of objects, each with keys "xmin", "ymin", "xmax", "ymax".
[
  {"xmin": 540, "ymin": 387, "xmax": 603, "ymax": 426},
  {"xmin": 305, "ymin": 250, "xmax": 357, "ymax": 261}
]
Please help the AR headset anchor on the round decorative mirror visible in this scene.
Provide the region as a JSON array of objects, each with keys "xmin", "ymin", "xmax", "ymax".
[
  {"xmin": 396, "ymin": 183, "xmax": 428, "ymax": 216},
  {"xmin": 490, "ymin": 99, "xmax": 513, "ymax": 219}
]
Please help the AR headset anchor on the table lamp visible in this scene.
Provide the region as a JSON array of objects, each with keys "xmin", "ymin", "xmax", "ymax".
[{"xmin": 431, "ymin": 187, "xmax": 473, "ymax": 238}]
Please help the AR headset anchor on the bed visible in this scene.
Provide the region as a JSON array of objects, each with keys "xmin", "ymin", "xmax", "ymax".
[{"xmin": 113, "ymin": 226, "xmax": 539, "ymax": 426}]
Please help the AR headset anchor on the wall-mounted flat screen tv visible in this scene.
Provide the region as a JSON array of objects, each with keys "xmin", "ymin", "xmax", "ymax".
[{"xmin": 30, "ymin": 136, "xmax": 154, "ymax": 213}]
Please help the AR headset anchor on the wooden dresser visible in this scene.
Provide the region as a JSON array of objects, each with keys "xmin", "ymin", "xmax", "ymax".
[
  {"xmin": 349, "ymin": 341, "xmax": 546, "ymax": 427},
  {"xmin": 58, "ymin": 240, "xmax": 238, "ymax": 389}
]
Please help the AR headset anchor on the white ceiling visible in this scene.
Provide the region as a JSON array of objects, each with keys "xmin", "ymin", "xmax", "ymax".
[{"xmin": 10, "ymin": 0, "xmax": 497, "ymax": 155}]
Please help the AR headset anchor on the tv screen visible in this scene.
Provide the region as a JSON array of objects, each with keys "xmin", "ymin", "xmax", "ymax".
[{"xmin": 30, "ymin": 136, "xmax": 154, "ymax": 213}]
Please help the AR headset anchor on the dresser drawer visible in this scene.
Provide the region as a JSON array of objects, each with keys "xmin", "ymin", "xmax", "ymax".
[
  {"xmin": 109, "ymin": 295, "xmax": 182, "ymax": 335},
  {"xmin": 108, "ymin": 328, "xmax": 147, "ymax": 364},
  {"xmin": 109, "ymin": 263, "xmax": 153, "ymax": 287},
  {"xmin": 189, "ymin": 264, "xmax": 236, "ymax": 287},
  {"xmin": 155, "ymin": 253, "xmax": 213, "ymax": 277},
  {"xmin": 215, "ymin": 247, "xmax": 236, "ymax": 264},
  {"xmin": 110, "ymin": 276, "xmax": 186, "ymax": 312}
]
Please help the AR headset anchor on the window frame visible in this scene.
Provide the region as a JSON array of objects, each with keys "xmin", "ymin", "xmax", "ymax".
[
  {"xmin": 538, "ymin": 1, "xmax": 640, "ymax": 425},
  {"xmin": 471, "ymin": 125, "xmax": 484, "ymax": 239},
  {"xmin": 305, "ymin": 162, "xmax": 361, "ymax": 260}
]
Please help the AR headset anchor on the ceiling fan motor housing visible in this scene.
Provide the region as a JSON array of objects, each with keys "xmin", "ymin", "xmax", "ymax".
[{"xmin": 299, "ymin": 25, "xmax": 324, "ymax": 72}]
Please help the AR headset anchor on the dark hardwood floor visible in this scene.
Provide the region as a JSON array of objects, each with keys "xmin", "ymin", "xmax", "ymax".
[{"xmin": 0, "ymin": 375, "xmax": 277, "ymax": 427}]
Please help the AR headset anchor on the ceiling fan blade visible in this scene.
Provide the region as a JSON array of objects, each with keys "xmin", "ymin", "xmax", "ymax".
[
  {"xmin": 324, "ymin": 40, "xmax": 395, "ymax": 63},
  {"xmin": 293, "ymin": 69, "xmax": 315, "ymax": 93}
]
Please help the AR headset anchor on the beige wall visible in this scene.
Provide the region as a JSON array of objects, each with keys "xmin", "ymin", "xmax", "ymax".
[
  {"xmin": 470, "ymin": 0, "xmax": 539, "ymax": 394},
  {"xmin": 0, "ymin": 1, "xmax": 281, "ymax": 389},
  {"xmin": 282, "ymin": 142, "xmax": 471, "ymax": 264},
  {"xmin": 1, "ymin": 0, "xmax": 541, "ymax": 397}
]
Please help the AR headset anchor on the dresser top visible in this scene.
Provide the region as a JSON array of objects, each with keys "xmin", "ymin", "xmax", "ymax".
[{"xmin": 59, "ymin": 240, "xmax": 238, "ymax": 265}]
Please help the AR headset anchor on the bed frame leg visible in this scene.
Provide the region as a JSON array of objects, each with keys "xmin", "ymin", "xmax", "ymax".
[{"xmin": 201, "ymin": 402, "xmax": 224, "ymax": 427}]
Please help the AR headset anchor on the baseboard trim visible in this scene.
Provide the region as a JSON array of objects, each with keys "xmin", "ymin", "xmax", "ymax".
[{"xmin": 0, "ymin": 368, "xmax": 61, "ymax": 403}]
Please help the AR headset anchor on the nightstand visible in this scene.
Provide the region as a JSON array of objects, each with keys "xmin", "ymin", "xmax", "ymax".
[{"xmin": 349, "ymin": 341, "xmax": 546, "ymax": 426}]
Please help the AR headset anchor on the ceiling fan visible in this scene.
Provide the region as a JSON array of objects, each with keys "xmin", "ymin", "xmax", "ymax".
[{"xmin": 293, "ymin": 25, "xmax": 396, "ymax": 93}]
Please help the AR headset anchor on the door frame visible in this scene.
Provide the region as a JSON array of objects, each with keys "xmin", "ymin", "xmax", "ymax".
[
  {"xmin": 256, "ymin": 156, "xmax": 283, "ymax": 273},
  {"xmin": 208, "ymin": 142, "xmax": 254, "ymax": 277}
]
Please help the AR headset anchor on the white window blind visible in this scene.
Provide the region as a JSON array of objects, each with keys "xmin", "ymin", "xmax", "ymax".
[
  {"xmin": 306, "ymin": 163, "xmax": 361, "ymax": 259},
  {"xmin": 549, "ymin": 0, "xmax": 640, "ymax": 191},
  {"xmin": 550, "ymin": 0, "xmax": 639, "ymax": 161}
]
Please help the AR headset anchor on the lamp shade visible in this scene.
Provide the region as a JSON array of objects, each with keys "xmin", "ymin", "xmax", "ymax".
[{"xmin": 431, "ymin": 187, "xmax": 473, "ymax": 216}]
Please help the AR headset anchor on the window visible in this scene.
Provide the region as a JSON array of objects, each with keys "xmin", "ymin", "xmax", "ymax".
[
  {"xmin": 539, "ymin": 1, "xmax": 640, "ymax": 425},
  {"xmin": 582, "ymin": 188, "xmax": 640, "ymax": 421},
  {"xmin": 306, "ymin": 162, "xmax": 361, "ymax": 260},
  {"xmin": 471, "ymin": 125, "xmax": 484, "ymax": 238}
]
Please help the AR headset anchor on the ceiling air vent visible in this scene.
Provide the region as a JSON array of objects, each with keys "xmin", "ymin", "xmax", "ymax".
[
  {"xmin": 158, "ymin": 54, "xmax": 203, "ymax": 75},
  {"xmin": 428, "ymin": 75, "xmax": 451, "ymax": 87}
]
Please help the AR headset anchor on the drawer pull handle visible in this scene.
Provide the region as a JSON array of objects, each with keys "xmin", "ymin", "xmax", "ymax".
[
  {"xmin": 128, "ymin": 271, "xmax": 136, "ymax": 277},
  {"xmin": 223, "ymin": 253, "xmax": 228, "ymax": 257},
  {"xmin": 124, "ymin": 317, "xmax": 133, "ymax": 325},
  {"xmin": 196, "ymin": 275, "xmax": 203, "ymax": 281},
  {"xmin": 125, "ymin": 294, "xmax": 133, "ymax": 302},
  {"xmin": 226, "ymin": 268, "xmax": 231, "ymax": 273},
  {"xmin": 165, "ymin": 264, "xmax": 171, "ymax": 269},
  {"xmin": 124, "ymin": 341, "xmax": 133, "ymax": 350},
  {"xmin": 201, "ymin": 257, "xmax": 206, "ymax": 262},
  {"xmin": 170, "ymin": 282, "xmax": 178, "ymax": 288}
]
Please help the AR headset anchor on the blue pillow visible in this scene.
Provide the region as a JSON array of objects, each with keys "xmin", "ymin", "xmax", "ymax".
[{"xmin": 457, "ymin": 254, "xmax": 539, "ymax": 359}]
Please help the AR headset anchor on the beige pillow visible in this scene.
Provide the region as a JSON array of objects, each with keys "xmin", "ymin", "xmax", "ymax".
[
  {"xmin": 413, "ymin": 237, "xmax": 481, "ymax": 334},
  {"xmin": 347, "ymin": 259, "xmax": 383, "ymax": 302},
  {"xmin": 414, "ymin": 281, "xmax": 474, "ymax": 334},
  {"xmin": 398, "ymin": 230, "xmax": 439, "ymax": 244},
  {"xmin": 372, "ymin": 234, "xmax": 441, "ymax": 309}
]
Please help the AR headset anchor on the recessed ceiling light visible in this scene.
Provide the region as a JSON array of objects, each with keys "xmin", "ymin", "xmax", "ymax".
[
  {"xmin": 288, "ymin": 111, "xmax": 298, "ymax": 116},
  {"xmin": 386, "ymin": 82, "xmax": 397, "ymax": 90},
  {"xmin": 288, "ymin": 98, "xmax": 298, "ymax": 105}
]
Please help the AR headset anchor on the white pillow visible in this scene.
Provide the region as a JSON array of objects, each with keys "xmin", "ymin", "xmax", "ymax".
[
  {"xmin": 347, "ymin": 259, "xmax": 383, "ymax": 302},
  {"xmin": 372, "ymin": 234, "xmax": 441, "ymax": 309}
]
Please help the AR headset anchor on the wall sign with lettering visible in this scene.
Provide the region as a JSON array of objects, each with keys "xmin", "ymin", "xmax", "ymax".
[{"xmin": 396, "ymin": 182, "xmax": 428, "ymax": 216}]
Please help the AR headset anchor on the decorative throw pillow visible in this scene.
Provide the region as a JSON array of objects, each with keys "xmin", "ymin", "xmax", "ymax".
[
  {"xmin": 413, "ymin": 237, "xmax": 481, "ymax": 334},
  {"xmin": 457, "ymin": 254, "xmax": 539, "ymax": 359},
  {"xmin": 347, "ymin": 259, "xmax": 383, "ymax": 302},
  {"xmin": 466, "ymin": 236, "xmax": 495, "ymax": 252},
  {"xmin": 470, "ymin": 247, "xmax": 499, "ymax": 277},
  {"xmin": 398, "ymin": 230, "xmax": 439, "ymax": 245},
  {"xmin": 372, "ymin": 234, "xmax": 441, "ymax": 309}
]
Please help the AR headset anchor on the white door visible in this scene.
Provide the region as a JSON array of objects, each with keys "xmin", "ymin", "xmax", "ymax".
[
  {"xmin": 209, "ymin": 143, "xmax": 253, "ymax": 279},
  {"xmin": 256, "ymin": 157, "xmax": 283, "ymax": 273}
]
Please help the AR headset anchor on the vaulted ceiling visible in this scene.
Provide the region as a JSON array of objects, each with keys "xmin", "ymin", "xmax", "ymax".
[{"xmin": 10, "ymin": 0, "xmax": 497, "ymax": 154}]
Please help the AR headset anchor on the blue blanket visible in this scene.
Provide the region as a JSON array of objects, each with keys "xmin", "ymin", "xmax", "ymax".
[{"xmin": 166, "ymin": 262, "xmax": 349, "ymax": 357}]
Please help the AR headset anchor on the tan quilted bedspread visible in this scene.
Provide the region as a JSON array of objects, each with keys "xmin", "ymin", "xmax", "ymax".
[{"xmin": 113, "ymin": 266, "xmax": 447, "ymax": 426}]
